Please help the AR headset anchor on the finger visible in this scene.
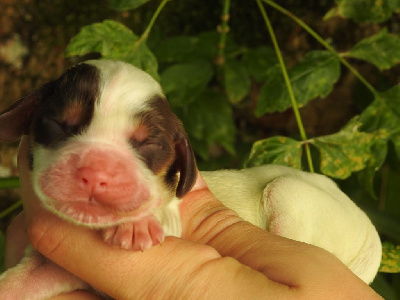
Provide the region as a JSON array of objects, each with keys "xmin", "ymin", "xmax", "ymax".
[
  {"xmin": 16, "ymin": 137, "xmax": 287, "ymax": 298},
  {"xmin": 51, "ymin": 290, "xmax": 103, "ymax": 300},
  {"xmin": 17, "ymin": 136, "xmax": 44, "ymax": 220},
  {"xmin": 180, "ymin": 174, "xmax": 302, "ymax": 284},
  {"xmin": 180, "ymin": 172, "xmax": 241, "ymax": 241},
  {"xmin": 190, "ymin": 170, "xmax": 208, "ymax": 191},
  {"xmin": 29, "ymin": 213, "xmax": 285, "ymax": 299},
  {"xmin": 4, "ymin": 212, "xmax": 29, "ymax": 269},
  {"xmin": 19, "ymin": 139, "xmax": 378, "ymax": 298},
  {"xmin": 179, "ymin": 173, "xmax": 380, "ymax": 299}
]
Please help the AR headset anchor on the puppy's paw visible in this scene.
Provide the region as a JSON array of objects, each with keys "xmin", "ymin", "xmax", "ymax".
[{"xmin": 102, "ymin": 214, "xmax": 164, "ymax": 251}]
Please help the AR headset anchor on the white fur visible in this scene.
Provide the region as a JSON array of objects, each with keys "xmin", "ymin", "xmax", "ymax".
[
  {"xmin": 0, "ymin": 61, "xmax": 382, "ymax": 299},
  {"xmin": 31, "ymin": 60, "xmax": 166, "ymax": 229},
  {"xmin": 85, "ymin": 60, "xmax": 163, "ymax": 144},
  {"xmin": 154, "ymin": 197, "xmax": 182, "ymax": 237},
  {"xmin": 201, "ymin": 165, "xmax": 382, "ymax": 284},
  {"xmin": 32, "ymin": 139, "xmax": 161, "ymax": 228},
  {"xmin": 153, "ymin": 163, "xmax": 382, "ymax": 284}
]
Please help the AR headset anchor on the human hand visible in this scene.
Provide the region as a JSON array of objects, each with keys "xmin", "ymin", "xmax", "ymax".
[{"xmin": 6, "ymin": 136, "xmax": 382, "ymax": 299}]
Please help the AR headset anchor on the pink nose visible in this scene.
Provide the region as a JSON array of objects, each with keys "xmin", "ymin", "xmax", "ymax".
[{"xmin": 77, "ymin": 167, "xmax": 110, "ymax": 195}]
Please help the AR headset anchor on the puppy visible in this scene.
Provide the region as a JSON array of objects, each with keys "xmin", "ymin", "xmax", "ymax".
[{"xmin": 0, "ymin": 60, "xmax": 381, "ymax": 298}]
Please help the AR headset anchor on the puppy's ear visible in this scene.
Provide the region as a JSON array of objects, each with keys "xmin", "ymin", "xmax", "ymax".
[
  {"xmin": 174, "ymin": 132, "xmax": 197, "ymax": 198},
  {"xmin": 0, "ymin": 93, "xmax": 39, "ymax": 142}
]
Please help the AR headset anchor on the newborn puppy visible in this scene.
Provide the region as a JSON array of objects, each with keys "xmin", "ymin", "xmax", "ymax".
[
  {"xmin": 1, "ymin": 60, "xmax": 196, "ymax": 250},
  {"xmin": 0, "ymin": 60, "xmax": 381, "ymax": 298}
]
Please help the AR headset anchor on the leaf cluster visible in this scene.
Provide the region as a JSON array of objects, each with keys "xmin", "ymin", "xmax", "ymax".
[
  {"xmin": 1, "ymin": 0, "xmax": 400, "ymax": 292},
  {"xmin": 64, "ymin": 0, "xmax": 400, "ymax": 272},
  {"xmin": 65, "ymin": 0, "xmax": 400, "ymax": 191}
]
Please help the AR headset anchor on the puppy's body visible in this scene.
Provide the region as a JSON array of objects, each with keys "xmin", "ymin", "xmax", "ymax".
[
  {"xmin": 203, "ymin": 167, "xmax": 382, "ymax": 282},
  {"xmin": 0, "ymin": 60, "xmax": 381, "ymax": 299}
]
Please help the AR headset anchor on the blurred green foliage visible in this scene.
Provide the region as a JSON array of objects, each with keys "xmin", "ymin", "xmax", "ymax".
[{"xmin": 1, "ymin": 0, "xmax": 400, "ymax": 297}]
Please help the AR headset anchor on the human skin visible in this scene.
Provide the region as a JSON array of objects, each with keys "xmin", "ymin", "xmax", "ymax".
[{"xmin": 5, "ymin": 136, "xmax": 382, "ymax": 299}]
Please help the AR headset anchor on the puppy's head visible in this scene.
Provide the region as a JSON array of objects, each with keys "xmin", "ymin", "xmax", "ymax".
[{"xmin": 0, "ymin": 60, "xmax": 197, "ymax": 227}]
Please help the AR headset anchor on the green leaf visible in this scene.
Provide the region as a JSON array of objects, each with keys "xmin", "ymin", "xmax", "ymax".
[
  {"xmin": 362, "ymin": 205, "xmax": 400, "ymax": 243},
  {"xmin": 349, "ymin": 28, "xmax": 400, "ymax": 70},
  {"xmin": 370, "ymin": 274, "xmax": 397, "ymax": 300},
  {"xmin": 160, "ymin": 61, "xmax": 214, "ymax": 107},
  {"xmin": 126, "ymin": 42, "xmax": 160, "ymax": 81},
  {"xmin": 255, "ymin": 50, "xmax": 340, "ymax": 116},
  {"xmin": 326, "ymin": 0, "xmax": 400, "ymax": 23},
  {"xmin": 153, "ymin": 35, "xmax": 201, "ymax": 63},
  {"xmin": 246, "ymin": 136, "xmax": 303, "ymax": 169},
  {"xmin": 197, "ymin": 31, "xmax": 239, "ymax": 61},
  {"xmin": 357, "ymin": 132, "xmax": 390, "ymax": 198},
  {"xmin": 242, "ymin": 46, "xmax": 278, "ymax": 82},
  {"xmin": 382, "ymin": 85, "xmax": 400, "ymax": 119},
  {"xmin": 360, "ymin": 85, "xmax": 400, "ymax": 158},
  {"xmin": 356, "ymin": 88, "xmax": 398, "ymax": 197},
  {"xmin": 312, "ymin": 117, "xmax": 376, "ymax": 179},
  {"xmin": 360, "ymin": 93, "xmax": 399, "ymax": 134},
  {"xmin": 383, "ymin": 167, "xmax": 400, "ymax": 219},
  {"xmin": 188, "ymin": 138, "xmax": 210, "ymax": 161},
  {"xmin": 154, "ymin": 31, "xmax": 237, "ymax": 64},
  {"xmin": 359, "ymin": 87, "xmax": 400, "ymax": 196},
  {"xmin": 323, "ymin": 6, "xmax": 341, "ymax": 20},
  {"xmin": 181, "ymin": 89, "xmax": 235, "ymax": 158},
  {"xmin": 108, "ymin": 0, "xmax": 151, "ymax": 11},
  {"xmin": 65, "ymin": 20, "xmax": 159, "ymax": 80},
  {"xmin": 224, "ymin": 59, "xmax": 251, "ymax": 104},
  {"xmin": 65, "ymin": 20, "xmax": 137, "ymax": 58},
  {"xmin": 380, "ymin": 242, "xmax": 400, "ymax": 273}
]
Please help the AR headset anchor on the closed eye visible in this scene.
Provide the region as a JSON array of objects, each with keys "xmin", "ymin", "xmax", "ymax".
[
  {"xmin": 141, "ymin": 142, "xmax": 164, "ymax": 150},
  {"xmin": 130, "ymin": 138, "xmax": 163, "ymax": 151},
  {"xmin": 35, "ymin": 117, "xmax": 68, "ymax": 146}
]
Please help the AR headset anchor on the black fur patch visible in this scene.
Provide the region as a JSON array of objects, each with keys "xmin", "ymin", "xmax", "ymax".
[{"xmin": 33, "ymin": 63, "xmax": 100, "ymax": 148}]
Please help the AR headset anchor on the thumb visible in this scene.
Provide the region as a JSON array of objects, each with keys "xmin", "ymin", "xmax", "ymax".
[{"xmin": 179, "ymin": 171, "xmax": 243, "ymax": 243}]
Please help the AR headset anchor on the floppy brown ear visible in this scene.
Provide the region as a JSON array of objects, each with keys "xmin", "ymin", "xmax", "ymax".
[
  {"xmin": 174, "ymin": 133, "xmax": 197, "ymax": 198},
  {"xmin": 0, "ymin": 94, "xmax": 39, "ymax": 142}
]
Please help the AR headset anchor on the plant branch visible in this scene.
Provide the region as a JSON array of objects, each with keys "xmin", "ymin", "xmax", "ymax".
[
  {"xmin": 136, "ymin": 0, "xmax": 171, "ymax": 45},
  {"xmin": 216, "ymin": 0, "xmax": 231, "ymax": 66},
  {"xmin": 0, "ymin": 200, "xmax": 22, "ymax": 220},
  {"xmin": 0, "ymin": 177, "xmax": 20, "ymax": 189},
  {"xmin": 255, "ymin": 0, "xmax": 314, "ymax": 172},
  {"xmin": 261, "ymin": 0, "xmax": 378, "ymax": 98}
]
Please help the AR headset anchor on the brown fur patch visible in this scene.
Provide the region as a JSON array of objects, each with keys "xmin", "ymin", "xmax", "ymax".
[
  {"xmin": 62, "ymin": 101, "xmax": 87, "ymax": 127},
  {"xmin": 33, "ymin": 63, "xmax": 100, "ymax": 147},
  {"xmin": 132, "ymin": 96, "xmax": 197, "ymax": 197}
]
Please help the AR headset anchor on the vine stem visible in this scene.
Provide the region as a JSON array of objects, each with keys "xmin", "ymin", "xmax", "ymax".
[
  {"xmin": 261, "ymin": 0, "xmax": 379, "ymax": 98},
  {"xmin": 255, "ymin": 0, "xmax": 314, "ymax": 172},
  {"xmin": 136, "ymin": 0, "xmax": 171, "ymax": 45},
  {"xmin": 0, "ymin": 200, "xmax": 22, "ymax": 219},
  {"xmin": 216, "ymin": 0, "xmax": 231, "ymax": 66},
  {"xmin": 0, "ymin": 177, "xmax": 20, "ymax": 189}
]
